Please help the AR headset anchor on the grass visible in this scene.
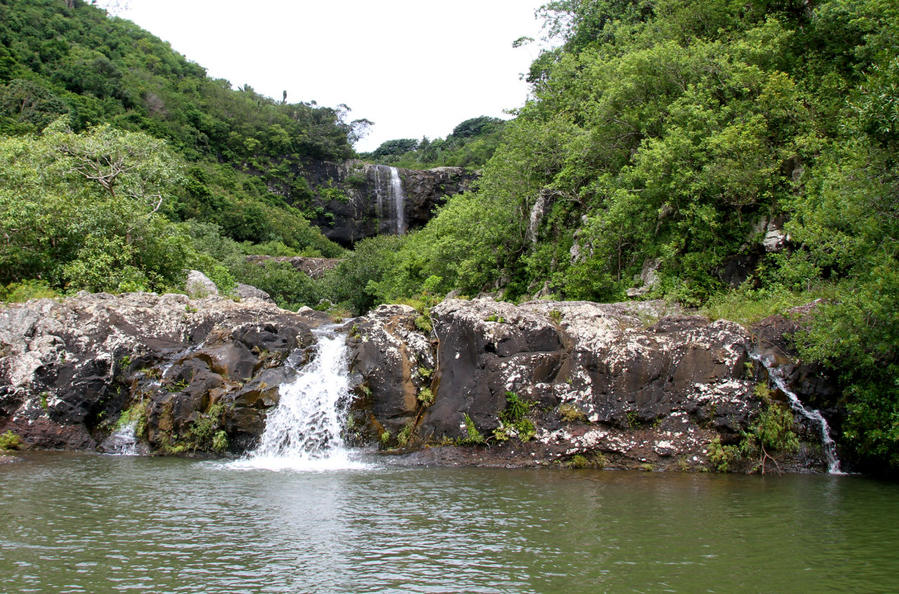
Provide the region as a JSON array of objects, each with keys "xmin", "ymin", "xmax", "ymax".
[
  {"xmin": 459, "ymin": 413, "xmax": 485, "ymax": 445},
  {"xmin": 558, "ymin": 403, "xmax": 587, "ymax": 423},
  {"xmin": 396, "ymin": 421, "xmax": 415, "ymax": 447},
  {"xmin": 702, "ymin": 283, "xmax": 840, "ymax": 326},
  {"xmin": 567, "ymin": 452, "xmax": 606, "ymax": 469},
  {"xmin": 0, "ymin": 280, "xmax": 59, "ymax": 303},
  {"xmin": 116, "ymin": 399, "xmax": 149, "ymax": 438}
]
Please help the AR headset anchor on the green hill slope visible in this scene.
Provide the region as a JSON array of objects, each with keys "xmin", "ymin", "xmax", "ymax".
[{"xmin": 0, "ymin": 0, "xmax": 350, "ymax": 253}]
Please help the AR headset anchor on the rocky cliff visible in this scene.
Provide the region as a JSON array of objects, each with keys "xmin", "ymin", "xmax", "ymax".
[
  {"xmin": 347, "ymin": 298, "xmax": 832, "ymax": 471},
  {"xmin": 0, "ymin": 292, "xmax": 329, "ymax": 453},
  {"xmin": 302, "ymin": 160, "xmax": 476, "ymax": 245},
  {"xmin": 0, "ymin": 293, "xmax": 835, "ymax": 472}
]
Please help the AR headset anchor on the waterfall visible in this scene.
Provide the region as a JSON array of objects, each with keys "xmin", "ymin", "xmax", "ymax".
[
  {"xmin": 370, "ymin": 165, "xmax": 406, "ymax": 235},
  {"xmin": 231, "ymin": 327, "xmax": 367, "ymax": 471},
  {"xmin": 751, "ymin": 351, "xmax": 842, "ymax": 474},
  {"xmin": 389, "ymin": 166, "xmax": 406, "ymax": 235},
  {"xmin": 373, "ymin": 165, "xmax": 385, "ymax": 225},
  {"xmin": 102, "ymin": 421, "xmax": 140, "ymax": 455}
]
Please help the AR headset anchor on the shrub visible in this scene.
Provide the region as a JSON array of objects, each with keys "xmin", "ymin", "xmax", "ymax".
[
  {"xmin": 417, "ymin": 387, "xmax": 435, "ymax": 406},
  {"xmin": 460, "ymin": 413, "xmax": 485, "ymax": 445},
  {"xmin": 396, "ymin": 422, "xmax": 414, "ymax": 447},
  {"xmin": 0, "ymin": 430, "xmax": 23, "ymax": 450},
  {"xmin": 0, "ymin": 280, "xmax": 58, "ymax": 302},
  {"xmin": 568, "ymin": 454, "xmax": 590, "ymax": 469}
]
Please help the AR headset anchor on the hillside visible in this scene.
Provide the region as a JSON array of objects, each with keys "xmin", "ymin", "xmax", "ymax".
[
  {"xmin": 328, "ymin": 0, "xmax": 898, "ymax": 471},
  {"xmin": 362, "ymin": 116, "xmax": 508, "ymax": 170},
  {"xmin": 0, "ymin": 0, "xmax": 896, "ymax": 471},
  {"xmin": 0, "ymin": 0, "xmax": 353, "ymax": 253}
]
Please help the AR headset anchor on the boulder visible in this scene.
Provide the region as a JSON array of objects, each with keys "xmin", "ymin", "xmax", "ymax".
[
  {"xmin": 185, "ymin": 270, "xmax": 218, "ymax": 298},
  {"xmin": 345, "ymin": 304, "xmax": 435, "ymax": 441},
  {"xmin": 233, "ymin": 283, "xmax": 274, "ymax": 303}
]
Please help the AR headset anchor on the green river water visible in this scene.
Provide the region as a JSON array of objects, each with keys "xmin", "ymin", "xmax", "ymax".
[{"xmin": 1, "ymin": 452, "xmax": 897, "ymax": 592}]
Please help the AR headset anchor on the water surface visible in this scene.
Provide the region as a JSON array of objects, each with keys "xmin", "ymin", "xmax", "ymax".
[{"xmin": 1, "ymin": 453, "xmax": 897, "ymax": 592}]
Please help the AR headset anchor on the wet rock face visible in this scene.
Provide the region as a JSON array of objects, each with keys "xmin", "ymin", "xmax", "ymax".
[
  {"xmin": 426, "ymin": 299, "xmax": 754, "ymax": 438},
  {"xmin": 750, "ymin": 303, "xmax": 839, "ymax": 414},
  {"xmin": 0, "ymin": 293, "xmax": 322, "ymax": 453},
  {"xmin": 303, "ymin": 160, "xmax": 477, "ymax": 246},
  {"xmin": 348, "ymin": 297, "xmax": 829, "ymax": 472}
]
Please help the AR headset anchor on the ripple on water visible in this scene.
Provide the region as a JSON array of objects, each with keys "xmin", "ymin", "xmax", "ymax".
[{"xmin": 1, "ymin": 454, "xmax": 898, "ymax": 592}]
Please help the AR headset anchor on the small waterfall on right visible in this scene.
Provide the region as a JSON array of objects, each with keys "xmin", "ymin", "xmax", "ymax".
[{"xmin": 751, "ymin": 351, "xmax": 843, "ymax": 474}]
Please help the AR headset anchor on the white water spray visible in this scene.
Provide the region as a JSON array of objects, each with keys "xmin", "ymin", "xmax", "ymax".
[
  {"xmin": 231, "ymin": 328, "xmax": 366, "ymax": 471},
  {"xmin": 389, "ymin": 166, "xmax": 406, "ymax": 235},
  {"xmin": 373, "ymin": 165, "xmax": 385, "ymax": 224},
  {"xmin": 751, "ymin": 351, "xmax": 842, "ymax": 474},
  {"xmin": 371, "ymin": 164, "xmax": 406, "ymax": 235},
  {"xmin": 105, "ymin": 421, "xmax": 140, "ymax": 455}
]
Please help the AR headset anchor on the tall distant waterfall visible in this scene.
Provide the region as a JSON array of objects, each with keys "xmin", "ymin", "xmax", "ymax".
[
  {"xmin": 751, "ymin": 351, "xmax": 843, "ymax": 474},
  {"xmin": 231, "ymin": 327, "xmax": 367, "ymax": 471},
  {"xmin": 389, "ymin": 166, "xmax": 406, "ymax": 235},
  {"xmin": 372, "ymin": 164, "xmax": 406, "ymax": 235}
]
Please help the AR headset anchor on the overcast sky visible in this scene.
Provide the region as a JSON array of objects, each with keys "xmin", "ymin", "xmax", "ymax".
[{"xmin": 108, "ymin": 0, "xmax": 549, "ymax": 152}]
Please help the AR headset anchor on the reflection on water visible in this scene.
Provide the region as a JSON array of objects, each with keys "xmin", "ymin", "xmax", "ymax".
[{"xmin": 1, "ymin": 452, "xmax": 897, "ymax": 592}]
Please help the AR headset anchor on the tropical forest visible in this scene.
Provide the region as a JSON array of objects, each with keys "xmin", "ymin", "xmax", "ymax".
[{"xmin": 1, "ymin": 0, "xmax": 899, "ymax": 589}]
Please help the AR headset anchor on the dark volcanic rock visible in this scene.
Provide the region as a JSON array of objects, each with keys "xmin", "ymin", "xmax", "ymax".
[
  {"xmin": 347, "ymin": 297, "xmax": 831, "ymax": 472},
  {"xmin": 1, "ymin": 291, "xmax": 835, "ymax": 472},
  {"xmin": 345, "ymin": 304, "xmax": 435, "ymax": 442},
  {"xmin": 750, "ymin": 301, "xmax": 839, "ymax": 414},
  {"xmin": 0, "ymin": 292, "xmax": 323, "ymax": 453}
]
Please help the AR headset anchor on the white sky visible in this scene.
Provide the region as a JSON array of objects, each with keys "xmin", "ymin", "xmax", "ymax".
[{"xmin": 109, "ymin": 0, "xmax": 549, "ymax": 152}]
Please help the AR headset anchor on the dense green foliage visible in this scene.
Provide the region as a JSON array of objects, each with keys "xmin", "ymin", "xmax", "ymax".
[
  {"xmin": 363, "ymin": 116, "xmax": 507, "ymax": 169},
  {"xmin": 0, "ymin": 119, "xmax": 191, "ymax": 292},
  {"xmin": 0, "ymin": 0, "xmax": 347, "ymax": 298},
  {"xmin": 0, "ymin": 0, "xmax": 346, "ymax": 258},
  {"xmin": 336, "ymin": 0, "xmax": 898, "ymax": 471}
]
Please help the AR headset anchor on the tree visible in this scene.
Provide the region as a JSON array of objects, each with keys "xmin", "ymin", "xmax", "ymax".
[
  {"xmin": 0, "ymin": 119, "xmax": 190, "ymax": 292},
  {"xmin": 371, "ymin": 138, "xmax": 419, "ymax": 159},
  {"xmin": 50, "ymin": 120, "xmax": 177, "ymax": 205}
]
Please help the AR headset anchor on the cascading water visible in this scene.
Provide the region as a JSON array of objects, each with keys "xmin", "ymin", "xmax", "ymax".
[
  {"xmin": 231, "ymin": 327, "xmax": 367, "ymax": 471},
  {"xmin": 373, "ymin": 165, "xmax": 385, "ymax": 224},
  {"xmin": 751, "ymin": 351, "xmax": 843, "ymax": 474},
  {"xmin": 389, "ymin": 166, "xmax": 406, "ymax": 235},
  {"xmin": 104, "ymin": 421, "xmax": 140, "ymax": 455},
  {"xmin": 371, "ymin": 164, "xmax": 406, "ymax": 235}
]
